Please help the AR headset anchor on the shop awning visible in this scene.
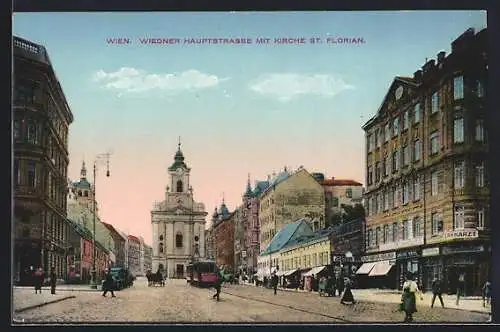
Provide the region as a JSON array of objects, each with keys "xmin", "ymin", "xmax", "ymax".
[
  {"xmin": 368, "ymin": 261, "xmax": 393, "ymax": 277},
  {"xmin": 303, "ymin": 266, "xmax": 326, "ymax": 277},
  {"xmin": 284, "ymin": 269, "xmax": 298, "ymax": 276},
  {"xmin": 355, "ymin": 262, "xmax": 376, "ymax": 275},
  {"xmin": 276, "ymin": 270, "xmax": 286, "ymax": 276}
]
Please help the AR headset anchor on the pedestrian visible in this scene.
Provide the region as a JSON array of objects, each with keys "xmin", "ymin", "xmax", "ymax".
[
  {"xmin": 400, "ymin": 272, "xmax": 423, "ymax": 323},
  {"xmin": 456, "ymin": 272, "xmax": 465, "ymax": 306},
  {"xmin": 430, "ymin": 277, "xmax": 445, "ymax": 308},
  {"xmin": 102, "ymin": 269, "xmax": 116, "ymax": 297},
  {"xmin": 212, "ymin": 268, "xmax": 224, "ymax": 301},
  {"xmin": 49, "ymin": 267, "xmax": 57, "ymax": 295},
  {"xmin": 271, "ymin": 266, "xmax": 279, "ymax": 295},
  {"xmin": 33, "ymin": 267, "xmax": 44, "ymax": 294},
  {"xmin": 482, "ymin": 279, "xmax": 492, "ymax": 307},
  {"xmin": 340, "ymin": 277, "xmax": 356, "ymax": 305}
]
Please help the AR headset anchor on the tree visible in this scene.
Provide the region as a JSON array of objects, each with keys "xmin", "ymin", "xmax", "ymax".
[{"xmin": 326, "ymin": 203, "xmax": 365, "ymax": 228}]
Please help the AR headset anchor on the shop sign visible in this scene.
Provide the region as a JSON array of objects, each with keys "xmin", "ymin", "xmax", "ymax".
[
  {"xmin": 421, "ymin": 247, "xmax": 440, "ymax": 257},
  {"xmin": 396, "ymin": 250, "xmax": 420, "ymax": 260},
  {"xmin": 361, "ymin": 251, "xmax": 396, "ymax": 262},
  {"xmin": 442, "ymin": 245, "xmax": 484, "ymax": 255},
  {"xmin": 241, "ymin": 251, "xmax": 247, "ymax": 258},
  {"xmin": 428, "ymin": 229, "xmax": 478, "ymax": 243},
  {"xmin": 449, "ymin": 257, "xmax": 476, "ymax": 265}
]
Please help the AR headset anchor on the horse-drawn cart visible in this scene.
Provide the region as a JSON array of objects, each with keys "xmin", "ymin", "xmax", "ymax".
[{"xmin": 147, "ymin": 271, "xmax": 165, "ymax": 287}]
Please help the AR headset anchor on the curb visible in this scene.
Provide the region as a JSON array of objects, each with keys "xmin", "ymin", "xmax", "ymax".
[
  {"xmin": 15, "ymin": 295, "xmax": 76, "ymax": 313},
  {"xmin": 14, "ymin": 287, "xmax": 101, "ymax": 292}
]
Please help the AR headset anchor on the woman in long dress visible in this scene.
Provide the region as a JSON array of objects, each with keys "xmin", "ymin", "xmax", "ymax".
[
  {"xmin": 340, "ymin": 277, "xmax": 356, "ymax": 304},
  {"xmin": 401, "ymin": 272, "xmax": 423, "ymax": 322}
]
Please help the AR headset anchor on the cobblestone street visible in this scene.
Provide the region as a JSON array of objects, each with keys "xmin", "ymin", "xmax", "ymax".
[{"xmin": 13, "ymin": 278, "xmax": 489, "ymax": 323}]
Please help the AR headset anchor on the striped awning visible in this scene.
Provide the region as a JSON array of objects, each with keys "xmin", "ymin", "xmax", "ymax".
[
  {"xmin": 303, "ymin": 266, "xmax": 326, "ymax": 277},
  {"xmin": 355, "ymin": 262, "xmax": 376, "ymax": 275}
]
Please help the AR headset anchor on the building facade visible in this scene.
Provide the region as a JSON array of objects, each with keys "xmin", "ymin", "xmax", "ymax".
[
  {"xmin": 143, "ymin": 242, "xmax": 152, "ymax": 273},
  {"xmin": 127, "ymin": 235, "xmax": 141, "ymax": 276},
  {"xmin": 151, "ymin": 142, "xmax": 208, "ymax": 278},
  {"xmin": 361, "ymin": 28, "xmax": 489, "ymax": 294},
  {"xmin": 320, "ymin": 176, "xmax": 364, "ymax": 225},
  {"xmin": 102, "ymin": 222, "xmax": 126, "ymax": 268},
  {"xmin": 233, "ymin": 206, "xmax": 245, "ymax": 273},
  {"xmin": 213, "ymin": 202, "xmax": 235, "ymax": 272},
  {"xmin": 205, "ymin": 223, "xmax": 215, "ymax": 260},
  {"xmin": 13, "ymin": 36, "xmax": 74, "ymax": 285},
  {"xmin": 259, "ymin": 168, "xmax": 325, "ymax": 253}
]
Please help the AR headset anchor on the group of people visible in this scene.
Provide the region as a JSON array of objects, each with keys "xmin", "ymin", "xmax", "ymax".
[{"xmin": 31, "ymin": 266, "xmax": 58, "ymax": 295}]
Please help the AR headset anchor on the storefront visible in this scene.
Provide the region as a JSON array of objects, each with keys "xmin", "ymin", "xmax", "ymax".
[
  {"xmin": 396, "ymin": 249, "xmax": 422, "ymax": 290},
  {"xmin": 421, "ymin": 246, "xmax": 442, "ymax": 292},
  {"xmin": 357, "ymin": 251, "xmax": 397, "ymax": 289}
]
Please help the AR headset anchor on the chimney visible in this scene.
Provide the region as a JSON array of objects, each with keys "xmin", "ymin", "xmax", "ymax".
[
  {"xmin": 413, "ymin": 70, "xmax": 423, "ymax": 81},
  {"xmin": 437, "ymin": 51, "xmax": 446, "ymax": 63},
  {"xmin": 422, "ymin": 59, "xmax": 435, "ymax": 73}
]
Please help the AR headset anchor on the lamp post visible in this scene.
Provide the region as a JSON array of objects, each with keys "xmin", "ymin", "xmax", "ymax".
[{"xmin": 90, "ymin": 152, "xmax": 112, "ymax": 290}]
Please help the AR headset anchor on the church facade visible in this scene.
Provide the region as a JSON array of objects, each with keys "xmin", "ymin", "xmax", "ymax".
[{"xmin": 151, "ymin": 141, "xmax": 208, "ymax": 279}]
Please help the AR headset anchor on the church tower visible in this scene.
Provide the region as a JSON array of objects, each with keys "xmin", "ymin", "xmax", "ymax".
[{"xmin": 167, "ymin": 137, "xmax": 191, "ymax": 195}]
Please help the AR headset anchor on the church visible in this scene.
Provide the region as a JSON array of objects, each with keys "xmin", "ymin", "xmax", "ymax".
[{"xmin": 151, "ymin": 140, "xmax": 208, "ymax": 279}]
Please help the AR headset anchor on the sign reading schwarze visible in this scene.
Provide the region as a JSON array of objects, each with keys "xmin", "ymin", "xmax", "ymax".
[{"xmin": 428, "ymin": 229, "xmax": 478, "ymax": 243}]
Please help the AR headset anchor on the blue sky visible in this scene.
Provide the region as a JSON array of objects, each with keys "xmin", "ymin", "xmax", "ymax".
[{"xmin": 12, "ymin": 11, "xmax": 487, "ymax": 240}]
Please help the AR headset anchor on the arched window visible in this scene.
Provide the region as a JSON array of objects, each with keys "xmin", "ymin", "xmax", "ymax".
[
  {"xmin": 84, "ymin": 191, "xmax": 89, "ymax": 197},
  {"xmin": 176, "ymin": 180, "xmax": 183, "ymax": 192},
  {"xmin": 159, "ymin": 235, "xmax": 163, "ymax": 241},
  {"xmin": 176, "ymin": 233, "xmax": 183, "ymax": 248},
  {"xmin": 78, "ymin": 191, "xmax": 82, "ymax": 197},
  {"xmin": 159, "ymin": 243, "xmax": 164, "ymax": 253}
]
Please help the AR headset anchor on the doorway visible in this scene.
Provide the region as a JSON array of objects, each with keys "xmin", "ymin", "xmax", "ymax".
[{"xmin": 176, "ymin": 264, "xmax": 184, "ymax": 278}]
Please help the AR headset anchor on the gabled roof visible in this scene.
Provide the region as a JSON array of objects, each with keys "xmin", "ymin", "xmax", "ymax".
[
  {"xmin": 253, "ymin": 180, "xmax": 269, "ymax": 196},
  {"xmin": 128, "ymin": 235, "xmax": 141, "ymax": 243},
  {"xmin": 281, "ymin": 227, "xmax": 334, "ymax": 251},
  {"xmin": 260, "ymin": 171, "xmax": 291, "ymax": 196},
  {"xmin": 321, "ymin": 178, "xmax": 362, "ymax": 186},
  {"xmin": 260, "ymin": 218, "xmax": 312, "ymax": 256}
]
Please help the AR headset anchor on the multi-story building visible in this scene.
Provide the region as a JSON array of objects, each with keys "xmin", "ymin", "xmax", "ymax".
[
  {"xmin": 143, "ymin": 242, "xmax": 152, "ymax": 274},
  {"xmin": 205, "ymin": 223, "xmax": 215, "ymax": 260},
  {"xmin": 13, "ymin": 36, "xmax": 74, "ymax": 285},
  {"xmin": 319, "ymin": 175, "xmax": 364, "ymax": 225},
  {"xmin": 127, "ymin": 235, "xmax": 142, "ymax": 276},
  {"xmin": 102, "ymin": 222, "xmax": 126, "ymax": 268},
  {"xmin": 233, "ymin": 206, "xmax": 245, "ymax": 274},
  {"xmin": 213, "ymin": 201, "xmax": 235, "ymax": 272},
  {"xmin": 240, "ymin": 178, "xmax": 269, "ymax": 274},
  {"xmin": 259, "ymin": 168, "xmax": 325, "ymax": 253},
  {"xmin": 361, "ymin": 28, "xmax": 489, "ymax": 294},
  {"xmin": 329, "ymin": 218, "xmax": 365, "ymax": 281}
]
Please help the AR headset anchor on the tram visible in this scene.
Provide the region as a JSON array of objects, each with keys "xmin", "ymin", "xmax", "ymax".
[{"xmin": 186, "ymin": 259, "xmax": 218, "ymax": 287}]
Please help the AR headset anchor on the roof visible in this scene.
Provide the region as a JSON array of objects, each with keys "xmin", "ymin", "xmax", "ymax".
[
  {"xmin": 67, "ymin": 218, "xmax": 108, "ymax": 253},
  {"xmin": 321, "ymin": 178, "xmax": 362, "ymax": 186},
  {"xmin": 281, "ymin": 227, "xmax": 334, "ymax": 251},
  {"xmin": 102, "ymin": 222, "xmax": 124, "ymax": 239},
  {"xmin": 127, "ymin": 235, "xmax": 141, "ymax": 243},
  {"xmin": 253, "ymin": 180, "xmax": 269, "ymax": 196},
  {"xmin": 260, "ymin": 171, "xmax": 291, "ymax": 196},
  {"xmin": 167, "ymin": 144, "xmax": 189, "ymax": 171},
  {"xmin": 260, "ymin": 219, "xmax": 308, "ymax": 256},
  {"xmin": 73, "ymin": 179, "xmax": 92, "ymax": 190}
]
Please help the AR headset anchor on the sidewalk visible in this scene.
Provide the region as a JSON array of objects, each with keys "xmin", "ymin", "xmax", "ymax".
[
  {"xmin": 239, "ymin": 283, "xmax": 490, "ymax": 314},
  {"xmin": 13, "ymin": 288, "xmax": 76, "ymax": 313},
  {"xmin": 14, "ymin": 284, "xmax": 101, "ymax": 292}
]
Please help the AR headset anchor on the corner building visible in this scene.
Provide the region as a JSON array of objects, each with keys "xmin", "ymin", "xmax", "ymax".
[
  {"xmin": 13, "ymin": 37, "xmax": 73, "ymax": 285},
  {"xmin": 361, "ymin": 28, "xmax": 489, "ymax": 295}
]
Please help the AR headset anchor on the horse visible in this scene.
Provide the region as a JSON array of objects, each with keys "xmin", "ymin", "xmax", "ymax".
[{"xmin": 149, "ymin": 271, "xmax": 165, "ymax": 287}]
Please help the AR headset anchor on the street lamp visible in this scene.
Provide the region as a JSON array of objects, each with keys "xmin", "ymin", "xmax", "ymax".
[{"xmin": 90, "ymin": 152, "xmax": 112, "ymax": 289}]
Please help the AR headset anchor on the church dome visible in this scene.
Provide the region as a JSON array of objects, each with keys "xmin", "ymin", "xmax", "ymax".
[
  {"xmin": 219, "ymin": 203, "xmax": 230, "ymax": 217},
  {"xmin": 168, "ymin": 140, "xmax": 189, "ymax": 171}
]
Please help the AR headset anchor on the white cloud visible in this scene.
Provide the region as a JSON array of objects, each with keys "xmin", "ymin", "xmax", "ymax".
[
  {"xmin": 249, "ymin": 73, "xmax": 354, "ymax": 101},
  {"xmin": 92, "ymin": 67, "xmax": 228, "ymax": 94}
]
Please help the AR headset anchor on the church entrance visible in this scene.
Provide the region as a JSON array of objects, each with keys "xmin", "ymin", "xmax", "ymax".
[{"xmin": 176, "ymin": 264, "xmax": 184, "ymax": 279}]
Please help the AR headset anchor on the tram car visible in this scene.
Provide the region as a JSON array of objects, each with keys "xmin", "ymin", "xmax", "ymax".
[{"xmin": 186, "ymin": 259, "xmax": 218, "ymax": 287}]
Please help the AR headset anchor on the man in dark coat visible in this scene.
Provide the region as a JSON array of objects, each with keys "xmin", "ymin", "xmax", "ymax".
[
  {"xmin": 50, "ymin": 267, "xmax": 57, "ymax": 295},
  {"xmin": 271, "ymin": 267, "xmax": 279, "ymax": 295},
  {"xmin": 212, "ymin": 268, "xmax": 224, "ymax": 301},
  {"xmin": 431, "ymin": 277, "xmax": 445, "ymax": 308},
  {"xmin": 34, "ymin": 267, "xmax": 44, "ymax": 294},
  {"xmin": 102, "ymin": 269, "xmax": 116, "ymax": 297}
]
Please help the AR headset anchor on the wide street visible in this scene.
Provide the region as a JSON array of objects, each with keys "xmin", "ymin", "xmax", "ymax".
[{"xmin": 13, "ymin": 277, "xmax": 489, "ymax": 323}]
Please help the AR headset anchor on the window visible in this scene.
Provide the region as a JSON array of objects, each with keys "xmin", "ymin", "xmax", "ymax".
[
  {"xmin": 332, "ymin": 197, "xmax": 339, "ymax": 207},
  {"xmin": 393, "ymin": 185, "xmax": 399, "ymax": 208},
  {"xmin": 454, "ymin": 160, "xmax": 465, "ymax": 189},
  {"xmin": 392, "ymin": 223, "xmax": 398, "ymax": 242},
  {"xmin": 430, "ymin": 131, "xmax": 440, "ymax": 155},
  {"xmin": 367, "ymin": 229, "xmax": 373, "ymax": 247},
  {"xmin": 393, "ymin": 118, "xmax": 399, "ymax": 136},
  {"xmin": 175, "ymin": 233, "xmax": 183, "ymax": 248},
  {"xmin": 384, "ymin": 191, "xmax": 389, "ymax": 211},
  {"xmin": 383, "ymin": 225, "xmax": 389, "ymax": 243},
  {"xmin": 367, "ymin": 166, "xmax": 373, "ymax": 185},
  {"xmin": 27, "ymin": 120, "xmax": 38, "ymax": 144},
  {"xmin": 431, "ymin": 91, "xmax": 440, "ymax": 113},
  {"xmin": 392, "ymin": 150, "xmax": 399, "ymax": 172},
  {"xmin": 27, "ymin": 162, "xmax": 36, "ymax": 187},
  {"xmin": 475, "ymin": 119, "xmax": 484, "ymax": 142},
  {"xmin": 431, "ymin": 171, "xmax": 439, "ymax": 196},
  {"xmin": 159, "ymin": 235, "xmax": 163, "ymax": 241},
  {"xmin": 378, "ymin": 129, "xmax": 384, "ymax": 147},
  {"xmin": 453, "ymin": 76, "xmax": 464, "ymax": 100},
  {"xmin": 14, "ymin": 120, "xmax": 21, "ymax": 141},
  {"xmin": 402, "ymin": 220, "xmax": 409, "ymax": 240},
  {"xmin": 374, "ymin": 130, "xmax": 379, "ymax": 148},
  {"xmin": 377, "ymin": 194, "xmax": 382, "ymax": 213},
  {"xmin": 475, "ymin": 162, "xmax": 485, "ymax": 187},
  {"xmin": 375, "ymin": 227, "xmax": 380, "ymax": 246},
  {"xmin": 403, "ymin": 182, "xmax": 409, "ymax": 204},
  {"xmin": 477, "ymin": 209, "xmax": 485, "ymax": 229},
  {"xmin": 176, "ymin": 180, "xmax": 183, "ymax": 192},
  {"xmin": 14, "ymin": 159, "xmax": 20, "ymax": 185},
  {"xmin": 414, "ymin": 103, "xmax": 421, "ymax": 123},
  {"xmin": 431, "ymin": 213, "xmax": 443, "ymax": 235},
  {"xmin": 403, "ymin": 111, "xmax": 409, "ymax": 130},
  {"xmin": 454, "ymin": 118, "xmax": 464, "ymax": 143},
  {"xmin": 413, "ymin": 176, "xmax": 420, "ymax": 201},
  {"xmin": 384, "ymin": 123, "xmax": 390, "ymax": 142},
  {"xmin": 454, "ymin": 206, "xmax": 465, "ymax": 230},
  {"xmin": 384, "ymin": 156, "xmax": 390, "ymax": 176},
  {"xmin": 476, "ymin": 80, "xmax": 484, "ymax": 98},
  {"xmin": 403, "ymin": 145, "xmax": 409, "ymax": 166},
  {"xmin": 15, "ymin": 83, "xmax": 35, "ymax": 102},
  {"xmin": 413, "ymin": 217, "xmax": 421, "ymax": 237},
  {"xmin": 388, "ymin": 188, "xmax": 394, "ymax": 209},
  {"xmin": 375, "ymin": 162, "xmax": 381, "ymax": 182},
  {"xmin": 159, "ymin": 243, "xmax": 164, "ymax": 253},
  {"xmin": 414, "ymin": 140, "xmax": 421, "ymax": 162}
]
